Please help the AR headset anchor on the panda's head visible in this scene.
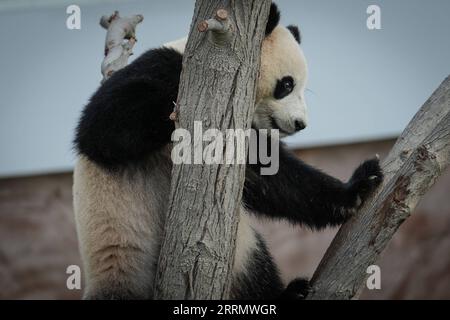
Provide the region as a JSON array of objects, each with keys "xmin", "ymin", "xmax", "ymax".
[
  {"xmin": 254, "ymin": 3, "xmax": 308, "ymax": 137},
  {"xmin": 164, "ymin": 3, "xmax": 307, "ymax": 137}
]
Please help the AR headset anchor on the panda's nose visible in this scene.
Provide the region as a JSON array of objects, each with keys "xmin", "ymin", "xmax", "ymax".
[{"xmin": 294, "ymin": 120, "xmax": 306, "ymax": 131}]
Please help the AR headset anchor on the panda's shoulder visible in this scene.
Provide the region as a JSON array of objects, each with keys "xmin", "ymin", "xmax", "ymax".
[
  {"xmin": 131, "ymin": 47, "xmax": 183, "ymax": 71},
  {"xmin": 106, "ymin": 47, "xmax": 183, "ymax": 86},
  {"xmin": 80, "ymin": 46, "xmax": 183, "ymax": 122}
]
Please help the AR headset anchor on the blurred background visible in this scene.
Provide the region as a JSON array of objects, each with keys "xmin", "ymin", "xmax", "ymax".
[{"xmin": 0, "ymin": 0, "xmax": 449, "ymax": 299}]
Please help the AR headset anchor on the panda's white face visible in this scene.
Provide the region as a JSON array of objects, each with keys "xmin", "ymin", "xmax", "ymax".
[
  {"xmin": 254, "ymin": 26, "xmax": 308, "ymax": 137},
  {"xmin": 164, "ymin": 25, "xmax": 308, "ymax": 138}
]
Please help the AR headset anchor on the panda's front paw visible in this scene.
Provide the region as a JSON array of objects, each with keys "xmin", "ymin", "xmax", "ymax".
[
  {"xmin": 280, "ymin": 278, "xmax": 312, "ymax": 300},
  {"xmin": 348, "ymin": 157, "xmax": 383, "ymax": 207}
]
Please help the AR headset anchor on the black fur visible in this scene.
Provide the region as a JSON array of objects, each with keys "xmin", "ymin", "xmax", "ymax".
[
  {"xmin": 244, "ymin": 136, "xmax": 383, "ymax": 230},
  {"xmin": 74, "ymin": 47, "xmax": 182, "ymax": 169},
  {"xmin": 231, "ymin": 234, "xmax": 315, "ymax": 300},
  {"xmin": 287, "ymin": 25, "xmax": 301, "ymax": 44},
  {"xmin": 279, "ymin": 278, "xmax": 311, "ymax": 300},
  {"xmin": 231, "ymin": 233, "xmax": 285, "ymax": 300},
  {"xmin": 266, "ymin": 3, "xmax": 281, "ymax": 36},
  {"xmin": 274, "ymin": 76, "xmax": 295, "ymax": 100},
  {"xmin": 347, "ymin": 158, "xmax": 383, "ymax": 200}
]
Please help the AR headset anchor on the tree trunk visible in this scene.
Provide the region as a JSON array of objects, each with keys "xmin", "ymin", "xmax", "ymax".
[
  {"xmin": 154, "ymin": 0, "xmax": 271, "ymax": 300},
  {"xmin": 308, "ymin": 76, "xmax": 450, "ymax": 300}
]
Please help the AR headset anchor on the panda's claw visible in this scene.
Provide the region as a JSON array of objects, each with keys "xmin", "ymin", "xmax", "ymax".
[
  {"xmin": 348, "ymin": 158, "xmax": 384, "ymax": 205},
  {"xmin": 280, "ymin": 278, "xmax": 311, "ymax": 300}
]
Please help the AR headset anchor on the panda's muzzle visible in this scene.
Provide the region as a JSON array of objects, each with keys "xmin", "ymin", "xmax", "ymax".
[
  {"xmin": 294, "ymin": 120, "xmax": 306, "ymax": 131},
  {"xmin": 271, "ymin": 117, "xmax": 306, "ymax": 135},
  {"xmin": 270, "ymin": 117, "xmax": 291, "ymax": 135}
]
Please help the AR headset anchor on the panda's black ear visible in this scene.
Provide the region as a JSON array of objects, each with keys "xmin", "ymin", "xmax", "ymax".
[
  {"xmin": 287, "ymin": 25, "xmax": 301, "ymax": 44},
  {"xmin": 265, "ymin": 3, "xmax": 280, "ymax": 36}
]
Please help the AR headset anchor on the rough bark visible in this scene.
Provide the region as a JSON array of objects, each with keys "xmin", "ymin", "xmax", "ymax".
[
  {"xmin": 154, "ymin": 0, "xmax": 271, "ymax": 300},
  {"xmin": 99, "ymin": 11, "xmax": 143, "ymax": 82},
  {"xmin": 308, "ymin": 76, "xmax": 450, "ymax": 300}
]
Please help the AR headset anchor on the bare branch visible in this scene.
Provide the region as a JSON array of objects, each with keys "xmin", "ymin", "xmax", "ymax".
[
  {"xmin": 99, "ymin": 11, "xmax": 143, "ymax": 82},
  {"xmin": 308, "ymin": 76, "xmax": 450, "ymax": 300},
  {"xmin": 197, "ymin": 9, "xmax": 233, "ymax": 46}
]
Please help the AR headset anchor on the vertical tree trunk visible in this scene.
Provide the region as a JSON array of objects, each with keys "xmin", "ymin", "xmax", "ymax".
[{"xmin": 154, "ymin": 0, "xmax": 271, "ymax": 300}]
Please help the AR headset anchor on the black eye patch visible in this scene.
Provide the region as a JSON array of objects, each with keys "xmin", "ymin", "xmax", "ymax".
[{"xmin": 274, "ymin": 76, "xmax": 295, "ymax": 100}]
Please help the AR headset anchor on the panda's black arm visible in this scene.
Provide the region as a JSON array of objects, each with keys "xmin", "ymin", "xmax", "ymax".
[
  {"xmin": 243, "ymin": 144, "xmax": 383, "ymax": 229},
  {"xmin": 74, "ymin": 48, "xmax": 182, "ymax": 169}
]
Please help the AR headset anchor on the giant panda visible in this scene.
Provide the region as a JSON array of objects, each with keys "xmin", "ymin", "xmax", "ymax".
[{"xmin": 73, "ymin": 3, "xmax": 383, "ymax": 300}]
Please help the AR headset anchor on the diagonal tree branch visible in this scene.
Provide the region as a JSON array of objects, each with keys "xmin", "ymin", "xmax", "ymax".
[{"xmin": 308, "ymin": 76, "xmax": 450, "ymax": 300}]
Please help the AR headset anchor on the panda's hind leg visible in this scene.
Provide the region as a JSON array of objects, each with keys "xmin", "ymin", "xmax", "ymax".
[
  {"xmin": 74, "ymin": 155, "xmax": 172, "ymax": 300},
  {"xmin": 232, "ymin": 210, "xmax": 312, "ymax": 300},
  {"xmin": 231, "ymin": 211, "xmax": 285, "ymax": 300}
]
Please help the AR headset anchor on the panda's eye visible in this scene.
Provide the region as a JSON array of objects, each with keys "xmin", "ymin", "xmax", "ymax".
[{"xmin": 274, "ymin": 76, "xmax": 295, "ymax": 100}]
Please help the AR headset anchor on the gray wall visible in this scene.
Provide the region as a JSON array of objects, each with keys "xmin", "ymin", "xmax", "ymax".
[{"xmin": 1, "ymin": 0, "xmax": 449, "ymax": 177}]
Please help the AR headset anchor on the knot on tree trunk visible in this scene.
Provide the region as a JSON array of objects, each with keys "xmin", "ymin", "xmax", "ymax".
[{"xmin": 198, "ymin": 9, "xmax": 233, "ymax": 46}]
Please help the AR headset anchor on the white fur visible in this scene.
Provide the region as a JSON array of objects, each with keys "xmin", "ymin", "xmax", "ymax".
[
  {"xmin": 234, "ymin": 210, "xmax": 258, "ymax": 274},
  {"xmin": 163, "ymin": 37, "xmax": 187, "ymax": 54},
  {"xmin": 73, "ymin": 153, "xmax": 171, "ymax": 299}
]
